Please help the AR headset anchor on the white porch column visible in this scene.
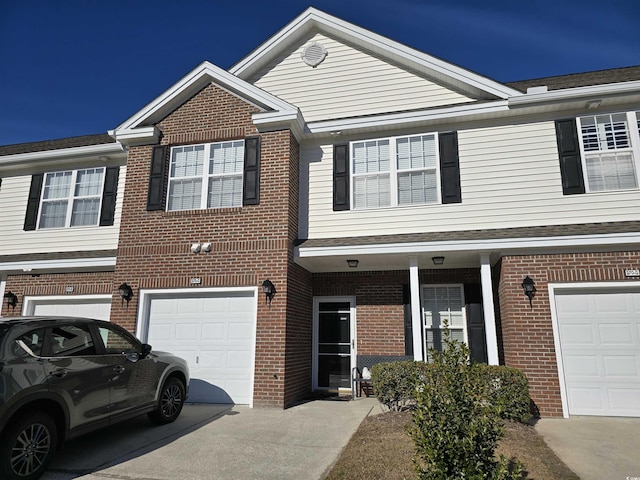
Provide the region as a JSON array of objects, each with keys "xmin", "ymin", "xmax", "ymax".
[
  {"xmin": 409, "ymin": 256, "xmax": 423, "ymax": 361},
  {"xmin": 480, "ymin": 254, "xmax": 499, "ymax": 365}
]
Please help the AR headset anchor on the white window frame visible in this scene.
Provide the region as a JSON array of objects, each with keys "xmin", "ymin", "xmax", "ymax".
[
  {"xmin": 350, "ymin": 132, "xmax": 441, "ymax": 210},
  {"xmin": 420, "ymin": 284, "xmax": 467, "ymax": 360},
  {"xmin": 577, "ymin": 111, "xmax": 640, "ymax": 193},
  {"xmin": 37, "ymin": 167, "xmax": 105, "ymax": 229},
  {"xmin": 167, "ymin": 140, "xmax": 245, "ymax": 211}
]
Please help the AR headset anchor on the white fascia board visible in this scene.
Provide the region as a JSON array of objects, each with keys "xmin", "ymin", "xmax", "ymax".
[
  {"xmin": 0, "ymin": 257, "xmax": 117, "ymax": 274},
  {"xmin": 306, "ymin": 100, "xmax": 509, "ymax": 134},
  {"xmin": 113, "ymin": 126, "xmax": 161, "ymax": 147},
  {"xmin": 115, "ymin": 61, "xmax": 298, "ymax": 133},
  {"xmin": 295, "ymin": 232, "xmax": 640, "ymax": 258},
  {"xmin": 231, "ymin": 8, "xmax": 520, "ymax": 99},
  {"xmin": 252, "ymin": 109, "xmax": 305, "ymax": 138},
  {"xmin": 0, "ymin": 143, "xmax": 125, "ymax": 168},
  {"xmin": 508, "ymin": 80, "xmax": 640, "ymax": 108}
]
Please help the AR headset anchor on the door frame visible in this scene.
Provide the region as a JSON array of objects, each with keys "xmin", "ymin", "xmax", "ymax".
[
  {"xmin": 549, "ymin": 281, "xmax": 640, "ymax": 418},
  {"xmin": 312, "ymin": 296, "xmax": 356, "ymax": 391}
]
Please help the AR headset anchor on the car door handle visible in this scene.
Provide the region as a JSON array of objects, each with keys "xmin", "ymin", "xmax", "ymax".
[
  {"xmin": 50, "ymin": 369, "xmax": 67, "ymax": 378},
  {"xmin": 113, "ymin": 365, "xmax": 125, "ymax": 374}
]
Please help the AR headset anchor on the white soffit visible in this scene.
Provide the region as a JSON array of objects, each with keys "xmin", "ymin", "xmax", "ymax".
[
  {"xmin": 230, "ymin": 7, "xmax": 521, "ymax": 100},
  {"xmin": 114, "ymin": 61, "xmax": 300, "ymax": 134}
]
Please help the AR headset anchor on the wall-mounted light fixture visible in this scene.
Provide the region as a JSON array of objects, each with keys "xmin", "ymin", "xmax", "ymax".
[
  {"xmin": 3, "ymin": 291, "xmax": 18, "ymax": 310},
  {"xmin": 347, "ymin": 259, "xmax": 359, "ymax": 268},
  {"xmin": 432, "ymin": 256, "xmax": 445, "ymax": 265},
  {"xmin": 118, "ymin": 283, "xmax": 134, "ymax": 306},
  {"xmin": 191, "ymin": 243, "xmax": 202, "ymax": 254},
  {"xmin": 521, "ymin": 276, "xmax": 536, "ymax": 308},
  {"xmin": 261, "ymin": 279, "xmax": 276, "ymax": 306}
]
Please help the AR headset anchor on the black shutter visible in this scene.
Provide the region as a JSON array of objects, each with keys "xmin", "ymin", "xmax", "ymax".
[
  {"xmin": 333, "ymin": 144, "xmax": 349, "ymax": 211},
  {"xmin": 555, "ymin": 119, "xmax": 585, "ymax": 195},
  {"xmin": 243, "ymin": 136, "xmax": 260, "ymax": 206},
  {"xmin": 24, "ymin": 173, "xmax": 44, "ymax": 230},
  {"xmin": 439, "ymin": 131, "xmax": 462, "ymax": 204},
  {"xmin": 146, "ymin": 146, "xmax": 168, "ymax": 211},
  {"xmin": 99, "ymin": 166, "xmax": 120, "ymax": 226}
]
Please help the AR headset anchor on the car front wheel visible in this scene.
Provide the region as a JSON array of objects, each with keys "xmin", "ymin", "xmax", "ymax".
[
  {"xmin": 0, "ymin": 412, "xmax": 58, "ymax": 480},
  {"xmin": 148, "ymin": 377, "xmax": 185, "ymax": 425}
]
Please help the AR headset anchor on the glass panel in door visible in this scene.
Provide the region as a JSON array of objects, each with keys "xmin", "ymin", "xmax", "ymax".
[{"xmin": 317, "ymin": 302, "xmax": 351, "ymax": 388}]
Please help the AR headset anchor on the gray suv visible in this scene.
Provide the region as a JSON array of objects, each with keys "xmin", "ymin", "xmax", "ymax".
[{"xmin": 0, "ymin": 316, "xmax": 189, "ymax": 480}]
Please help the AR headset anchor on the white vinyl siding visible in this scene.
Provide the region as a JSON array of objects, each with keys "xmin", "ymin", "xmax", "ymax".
[
  {"xmin": 251, "ymin": 33, "xmax": 473, "ymax": 123},
  {"xmin": 168, "ymin": 141, "xmax": 244, "ymax": 211},
  {"xmin": 577, "ymin": 111, "xmax": 640, "ymax": 192},
  {"xmin": 301, "ymin": 121, "xmax": 640, "ymax": 239},
  {"xmin": 39, "ymin": 168, "xmax": 104, "ymax": 229},
  {"xmin": 0, "ymin": 166, "xmax": 125, "ymax": 256}
]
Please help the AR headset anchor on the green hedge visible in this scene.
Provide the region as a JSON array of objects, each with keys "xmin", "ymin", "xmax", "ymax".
[{"xmin": 371, "ymin": 359, "xmax": 531, "ymax": 421}]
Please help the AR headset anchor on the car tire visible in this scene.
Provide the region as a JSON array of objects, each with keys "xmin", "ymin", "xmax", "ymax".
[
  {"xmin": 0, "ymin": 412, "xmax": 58, "ymax": 480},
  {"xmin": 148, "ymin": 377, "xmax": 185, "ymax": 425}
]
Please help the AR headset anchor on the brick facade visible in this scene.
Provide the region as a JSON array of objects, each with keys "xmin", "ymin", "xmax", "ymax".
[
  {"xmin": 498, "ymin": 251, "xmax": 640, "ymax": 417},
  {"xmin": 110, "ymin": 83, "xmax": 306, "ymax": 407}
]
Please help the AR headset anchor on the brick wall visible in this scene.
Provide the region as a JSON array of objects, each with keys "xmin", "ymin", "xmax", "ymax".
[
  {"xmin": 498, "ymin": 251, "xmax": 640, "ymax": 417},
  {"xmin": 111, "ymin": 82, "xmax": 304, "ymax": 407},
  {"xmin": 313, "ymin": 268, "xmax": 480, "ymax": 356},
  {"xmin": 1, "ymin": 271, "xmax": 114, "ymax": 317}
]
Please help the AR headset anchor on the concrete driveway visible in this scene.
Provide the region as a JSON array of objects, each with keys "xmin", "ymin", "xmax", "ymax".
[
  {"xmin": 40, "ymin": 397, "xmax": 380, "ymax": 480},
  {"xmin": 536, "ymin": 416, "xmax": 640, "ymax": 480}
]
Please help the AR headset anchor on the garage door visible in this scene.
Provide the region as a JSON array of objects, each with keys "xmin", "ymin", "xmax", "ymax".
[
  {"xmin": 28, "ymin": 297, "xmax": 111, "ymax": 321},
  {"xmin": 146, "ymin": 291, "xmax": 256, "ymax": 405},
  {"xmin": 555, "ymin": 289, "xmax": 640, "ymax": 416}
]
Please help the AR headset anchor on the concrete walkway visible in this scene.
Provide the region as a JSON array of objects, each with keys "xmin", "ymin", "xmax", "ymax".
[
  {"xmin": 41, "ymin": 397, "xmax": 382, "ymax": 480},
  {"xmin": 536, "ymin": 416, "xmax": 640, "ymax": 480}
]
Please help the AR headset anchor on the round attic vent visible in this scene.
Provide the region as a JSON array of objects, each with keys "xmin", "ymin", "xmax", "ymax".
[{"xmin": 301, "ymin": 42, "xmax": 327, "ymax": 68}]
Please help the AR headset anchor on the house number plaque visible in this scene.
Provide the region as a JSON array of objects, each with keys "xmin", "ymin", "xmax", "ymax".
[{"xmin": 624, "ymin": 269, "xmax": 640, "ymax": 277}]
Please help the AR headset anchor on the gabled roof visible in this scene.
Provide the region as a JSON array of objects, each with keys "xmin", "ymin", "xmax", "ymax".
[
  {"xmin": 113, "ymin": 61, "xmax": 303, "ymax": 144},
  {"xmin": 230, "ymin": 7, "xmax": 521, "ymax": 100}
]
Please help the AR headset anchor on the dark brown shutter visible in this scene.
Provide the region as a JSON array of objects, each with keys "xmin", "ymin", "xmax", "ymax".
[
  {"xmin": 243, "ymin": 136, "xmax": 260, "ymax": 206},
  {"xmin": 24, "ymin": 173, "xmax": 44, "ymax": 230},
  {"xmin": 99, "ymin": 166, "xmax": 120, "ymax": 226},
  {"xmin": 555, "ymin": 119, "xmax": 585, "ymax": 195},
  {"xmin": 146, "ymin": 146, "xmax": 168, "ymax": 211},
  {"xmin": 333, "ymin": 144, "xmax": 349, "ymax": 211},
  {"xmin": 439, "ymin": 131, "xmax": 462, "ymax": 204}
]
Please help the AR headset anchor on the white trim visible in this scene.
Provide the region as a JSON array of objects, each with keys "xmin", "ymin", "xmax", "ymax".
[
  {"xmin": 480, "ymin": 254, "xmax": 499, "ymax": 365},
  {"xmin": 114, "ymin": 61, "xmax": 299, "ymax": 135},
  {"xmin": 230, "ymin": 8, "xmax": 520, "ymax": 99},
  {"xmin": 305, "ymin": 101, "xmax": 509, "ymax": 136},
  {"xmin": 548, "ymin": 281, "xmax": 640, "ymax": 418},
  {"xmin": 420, "ymin": 283, "xmax": 466, "ymax": 361},
  {"xmin": 312, "ymin": 296, "xmax": 356, "ymax": 392},
  {"xmin": 22, "ymin": 294, "xmax": 112, "ymax": 317},
  {"xmin": 295, "ymin": 231, "xmax": 640, "ymax": 259},
  {"xmin": 136, "ymin": 286, "xmax": 258, "ymax": 408},
  {"xmin": 409, "ymin": 257, "xmax": 423, "ymax": 361},
  {"xmin": 0, "ymin": 143, "xmax": 125, "ymax": 167},
  {"xmin": 0, "ymin": 257, "xmax": 117, "ymax": 274},
  {"xmin": 508, "ymin": 81, "xmax": 640, "ymax": 108}
]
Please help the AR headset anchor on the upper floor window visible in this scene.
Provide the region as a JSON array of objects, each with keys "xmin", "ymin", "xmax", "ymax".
[
  {"xmin": 577, "ymin": 111, "xmax": 640, "ymax": 192},
  {"xmin": 39, "ymin": 168, "xmax": 105, "ymax": 228},
  {"xmin": 351, "ymin": 133, "xmax": 439, "ymax": 209},
  {"xmin": 168, "ymin": 140, "xmax": 245, "ymax": 211}
]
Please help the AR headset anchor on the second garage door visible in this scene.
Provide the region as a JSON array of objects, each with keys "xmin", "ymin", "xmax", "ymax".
[
  {"xmin": 145, "ymin": 290, "xmax": 256, "ymax": 405},
  {"xmin": 554, "ymin": 288, "xmax": 640, "ymax": 417}
]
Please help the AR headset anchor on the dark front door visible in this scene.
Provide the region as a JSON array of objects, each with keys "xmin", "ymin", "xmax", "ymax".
[{"xmin": 316, "ymin": 301, "xmax": 352, "ymax": 389}]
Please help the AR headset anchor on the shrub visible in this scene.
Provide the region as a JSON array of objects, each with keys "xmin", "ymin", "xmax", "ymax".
[
  {"xmin": 475, "ymin": 364, "xmax": 532, "ymax": 422},
  {"xmin": 408, "ymin": 339, "xmax": 524, "ymax": 480},
  {"xmin": 371, "ymin": 361, "xmax": 430, "ymax": 411}
]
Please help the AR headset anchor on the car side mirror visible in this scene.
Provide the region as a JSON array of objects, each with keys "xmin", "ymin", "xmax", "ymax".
[{"xmin": 141, "ymin": 343, "xmax": 152, "ymax": 359}]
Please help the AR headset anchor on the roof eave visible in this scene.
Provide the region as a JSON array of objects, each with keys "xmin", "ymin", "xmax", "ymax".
[
  {"xmin": 0, "ymin": 142, "xmax": 126, "ymax": 169},
  {"xmin": 508, "ymin": 80, "xmax": 640, "ymax": 108}
]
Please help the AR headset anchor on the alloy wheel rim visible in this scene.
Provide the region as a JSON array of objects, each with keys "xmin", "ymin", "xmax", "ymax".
[
  {"xmin": 10, "ymin": 423, "xmax": 51, "ymax": 476},
  {"xmin": 161, "ymin": 385, "xmax": 182, "ymax": 417}
]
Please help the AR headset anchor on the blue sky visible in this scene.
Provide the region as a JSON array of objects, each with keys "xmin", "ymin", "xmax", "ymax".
[{"xmin": 1, "ymin": 0, "xmax": 638, "ymax": 146}]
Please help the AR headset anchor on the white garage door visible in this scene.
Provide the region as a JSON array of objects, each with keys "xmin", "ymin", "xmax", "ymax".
[
  {"xmin": 28, "ymin": 297, "xmax": 111, "ymax": 321},
  {"xmin": 146, "ymin": 291, "xmax": 256, "ymax": 405},
  {"xmin": 555, "ymin": 289, "xmax": 640, "ymax": 416}
]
